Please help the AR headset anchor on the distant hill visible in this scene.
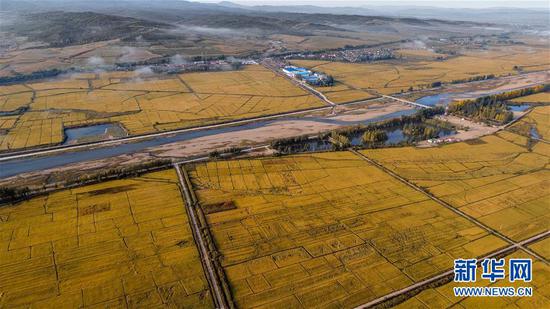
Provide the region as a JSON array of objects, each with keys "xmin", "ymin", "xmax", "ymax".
[
  {"xmin": 3, "ymin": 2, "xmax": 485, "ymax": 49},
  {"xmin": 6, "ymin": 11, "xmax": 171, "ymax": 47},
  {"xmin": 217, "ymin": 1, "xmax": 375, "ymax": 16},
  {"xmin": 176, "ymin": 13, "xmax": 349, "ymax": 34},
  {"xmin": 1, "ymin": 0, "xmax": 242, "ymax": 22},
  {"xmin": 3, "ymin": 0, "xmax": 541, "ymax": 26},
  {"xmin": 1, "ymin": 0, "xmax": 531, "ymax": 53},
  {"xmin": 217, "ymin": 1, "xmax": 550, "ymax": 26}
]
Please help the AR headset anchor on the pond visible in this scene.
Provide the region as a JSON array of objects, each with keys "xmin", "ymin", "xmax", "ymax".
[
  {"xmin": 64, "ymin": 123, "xmax": 126, "ymax": 145},
  {"xmin": 349, "ymin": 127, "xmax": 456, "ymax": 147},
  {"xmin": 280, "ymin": 127, "xmax": 456, "ymax": 153},
  {"xmin": 507, "ymin": 104, "xmax": 531, "ymax": 112},
  {"xmin": 416, "ymin": 93, "xmax": 454, "ymax": 107},
  {"xmin": 530, "ymin": 127, "xmax": 540, "ymax": 139}
]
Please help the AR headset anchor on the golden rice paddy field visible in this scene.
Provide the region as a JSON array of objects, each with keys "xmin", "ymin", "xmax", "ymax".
[
  {"xmin": 292, "ymin": 46, "xmax": 550, "ymax": 95},
  {"xmin": 0, "ymin": 170, "xmax": 212, "ymax": 308},
  {"xmin": 361, "ymin": 131, "xmax": 550, "ymax": 243},
  {"xmin": 187, "ymin": 152, "xmax": 511, "ymax": 308},
  {"xmin": 315, "ymin": 82, "xmax": 377, "ymax": 104},
  {"xmin": 509, "ymin": 106, "xmax": 550, "ymax": 141},
  {"xmin": 394, "ymin": 251, "xmax": 550, "ymax": 309},
  {"xmin": 0, "ymin": 65, "xmax": 324, "ymax": 151},
  {"xmin": 528, "ymin": 238, "xmax": 550, "ymax": 260},
  {"xmin": 511, "ymin": 92, "xmax": 550, "ymax": 104},
  {"xmin": 396, "ymin": 49, "xmax": 449, "ymax": 61}
]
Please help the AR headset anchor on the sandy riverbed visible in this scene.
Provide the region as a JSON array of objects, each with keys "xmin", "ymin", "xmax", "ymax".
[
  {"xmin": 0, "ymin": 102, "xmax": 413, "ymax": 186},
  {"xmin": 449, "ymin": 71, "xmax": 549, "ymax": 99},
  {"xmin": 153, "ymin": 102, "xmax": 412, "ymax": 157}
]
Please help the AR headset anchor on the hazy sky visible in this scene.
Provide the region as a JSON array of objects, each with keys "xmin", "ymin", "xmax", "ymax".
[{"xmin": 199, "ymin": 0, "xmax": 549, "ymax": 8}]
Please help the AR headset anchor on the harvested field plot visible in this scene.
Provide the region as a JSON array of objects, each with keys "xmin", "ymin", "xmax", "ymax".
[
  {"xmin": 511, "ymin": 92, "xmax": 550, "ymax": 104},
  {"xmin": 0, "ymin": 170, "xmax": 212, "ymax": 308},
  {"xmin": 187, "ymin": 152, "xmax": 509, "ymax": 308},
  {"xmin": 0, "ymin": 65, "xmax": 324, "ymax": 151},
  {"xmin": 292, "ymin": 46, "xmax": 550, "ymax": 94},
  {"xmin": 509, "ymin": 106, "xmax": 550, "ymax": 140},
  {"xmin": 361, "ymin": 131, "xmax": 550, "ymax": 242},
  {"xmin": 394, "ymin": 251, "xmax": 550, "ymax": 309}
]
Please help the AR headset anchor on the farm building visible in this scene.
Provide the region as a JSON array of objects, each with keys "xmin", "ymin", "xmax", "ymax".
[
  {"xmin": 282, "ymin": 65, "xmax": 334, "ymax": 86},
  {"xmin": 282, "ymin": 66, "xmax": 311, "ymax": 78}
]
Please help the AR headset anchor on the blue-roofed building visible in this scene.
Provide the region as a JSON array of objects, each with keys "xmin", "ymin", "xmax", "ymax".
[
  {"xmin": 305, "ymin": 76, "xmax": 319, "ymax": 83},
  {"xmin": 282, "ymin": 65, "xmax": 333, "ymax": 86},
  {"xmin": 283, "ymin": 66, "xmax": 311, "ymax": 78}
]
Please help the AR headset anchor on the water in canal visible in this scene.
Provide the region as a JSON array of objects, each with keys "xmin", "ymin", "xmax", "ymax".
[{"xmin": 0, "ymin": 109, "xmax": 419, "ymax": 178}]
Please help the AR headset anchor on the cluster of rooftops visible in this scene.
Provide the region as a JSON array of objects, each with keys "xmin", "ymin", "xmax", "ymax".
[{"xmin": 282, "ymin": 66, "xmax": 330, "ymax": 85}]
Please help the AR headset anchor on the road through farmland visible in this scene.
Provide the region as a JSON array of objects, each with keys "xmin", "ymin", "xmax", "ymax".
[{"xmin": 174, "ymin": 164, "xmax": 232, "ymax": 309}]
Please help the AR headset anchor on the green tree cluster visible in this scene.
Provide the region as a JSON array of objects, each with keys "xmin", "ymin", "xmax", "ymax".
[{"xmin": 362, "ymin": 129, "xmax": 388, "ymax": 144}]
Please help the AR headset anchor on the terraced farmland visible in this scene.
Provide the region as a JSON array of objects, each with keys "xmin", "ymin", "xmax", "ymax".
[
  {"xmin": 0, "ymin": 65, "xmax": 324, "ymax": 151},
  {"xmin": 0, "ymin": 170, "xmax": 212, "ymax": 308},
  {"xmin": 394, "ymin": 251, "xmax": 550, "ymax": 308},
  {"xmin": 291, "ymin": 46, "xmax": 550, "ymax": 94},
  {"xmin": 186, "ymin": 152, "xmax": 513, "ymax": 308},
  {"xmin": 361, "ymin": 131, "xmax": 550, "ymax": 243}
]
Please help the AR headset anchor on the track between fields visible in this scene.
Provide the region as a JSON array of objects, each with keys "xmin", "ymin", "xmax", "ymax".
[
  {"xmin": 263, "ymin": 60, "xmax": 435, "ymax": 110},
  {"xmin": 174, "ymin": 163, "xmax": 233, "ymax": 309},
  {"xmin": 350, "ymin": 149, "xmax": 548, "ymax": 264},
  {"xmin": 504, "ymin": 109, "xmax": 550, "ymax": 144},
  {"xmin": 380, "ymin": 94, "xmax": 431, "ymax": 109},
  {"xmin": 353, "ymin": 230, "xmax": 550, "ymax": 308},
  {"xmin": 261, "ymin": 62, "xmax": 337, "ymax": 107}
]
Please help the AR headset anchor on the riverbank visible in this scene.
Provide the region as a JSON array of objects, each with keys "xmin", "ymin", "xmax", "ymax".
[{"xmin": 0, "ymin": 101, "xmax": 414, "ymax": 182}]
